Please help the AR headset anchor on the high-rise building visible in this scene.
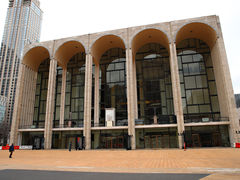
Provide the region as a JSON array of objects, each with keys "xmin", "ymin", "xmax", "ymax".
[
  {"xmin": 10, "ymin": 15, "xmax": 240, "ymax": 149},
  {"xmin": 0, "ymin": 0, "xmax": 42, "ymax": 128}
]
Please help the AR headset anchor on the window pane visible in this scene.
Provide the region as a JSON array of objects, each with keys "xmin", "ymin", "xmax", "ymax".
[
  {"xmin": 196, "ymin": 75, "xmax": 207, "ymax": 88},
  {"xmin": 188, "ymin": 106, "xmax": 199, "ymax": 113},
  {"xmin": 211, "ymin": 96, "xmax": 220, "ymax": 112},
  {"xmin": 192, "ymin": 89, "xmax": 204, "ymax": 104},
  {"xmin": 185, "ymin": 76, "xmax": 196, "ymax": 89}
]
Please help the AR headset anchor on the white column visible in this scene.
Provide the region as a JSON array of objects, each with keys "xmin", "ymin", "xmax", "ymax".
[
  {"xmin": 44, "ymin": 58, "xmax": 57, "ymax": 149},
  {"xmin": 60, "ymin": 68, "xmax": 67, "ymax": 127},
  {"xmin": 126, "ymin": 48, "xmax": 136, "ymax": 149},
  {"xmin": 169, "ymin": 42, "xmax": 185, "ymax": 149},
  {"xmin": 94, "ymin": 64, "xmax": 100, "ymax": 126},
  {"xmin": 10, "ymin": 64, "xmax": 25, "ymax": 145},
  {"xmin": 83, "ymin": 53, "xmax": 93, "ymax": 149}
]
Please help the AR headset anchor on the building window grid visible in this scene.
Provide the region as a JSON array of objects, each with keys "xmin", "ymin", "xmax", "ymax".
[
  {"xmin": 98, "ymin": 48, "xmax": 127, "ymax": 126},
  {"xmin": 177, "ymin": 39, "xmax": 222, "ymax": 123},
  {"xmin": 64, "ymin": 52, "xmax": 86, "ymax": 127},
  {"xmin": 135, "ymin": 43, "xmax": 175, "ymax": 125}
]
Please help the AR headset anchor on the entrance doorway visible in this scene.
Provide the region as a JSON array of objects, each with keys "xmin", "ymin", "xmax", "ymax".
[
  {"xmin": 33, "ymin": 136, "xmax": 44, "ymax": 149},
  {"xmin": 100, "ymin": 136, "xmax": 125, "ymax": 149},
  {"xmin": 144, "ymin": 135, "xmax": 170, "ymax": 148}
]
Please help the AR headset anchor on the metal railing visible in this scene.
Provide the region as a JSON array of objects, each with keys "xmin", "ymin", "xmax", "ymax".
[
  {"xmin": 184, "ymin": 114, "xmax": 229, "ymax": 123},
  {"xmin": 19, "ymin": 124, "xmax": 45, "ymax": 129},
  {"xmin": 135, "ymin": 115, "xmax": 177, "ymax": 125}
]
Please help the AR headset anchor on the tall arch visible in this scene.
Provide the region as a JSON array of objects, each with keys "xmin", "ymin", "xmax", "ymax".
[
  {"xmin": 131, "ymin": 28, "xmax": 170, "ymax": 58},
  {"xmin": 175, "ymin": 22, "xmax": 218, "ymax": 49},
  {"xmin": 91, "ymin": 34, "xmax": 126, "ymax": 65},
  {"xmin": 22, "ymin": 46, "xmax": 50, "ymax": 71},
  {"xmin": 54, "ymin": 40, "xmax": 86, "ymax": 68}
]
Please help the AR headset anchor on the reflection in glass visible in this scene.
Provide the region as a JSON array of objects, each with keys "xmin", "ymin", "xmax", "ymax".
[
  {"xmin": 136, "ymin": 43, "xmax": 174, "ymax": 125},
  {"xmin": 177, "ymin": 39, "xmax": 220, "ymax": 123},
  {"xmin": 98, "ymin": 48, "xmax": 127, "ymax": 126},
  {"xmin": 33, "ymin": 59, "xmax": 50, "ymax": 128},
  {"xmin": 64, "ymin": 52, "xmax": 86, "ymax": 127}
]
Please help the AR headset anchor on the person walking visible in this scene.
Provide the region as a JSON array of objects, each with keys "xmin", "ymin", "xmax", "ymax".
[
  {"xmin": 9, "ymin": 144, "xmax": 14, "ymax": 158},
  {"xmin": 69, "ymin": 142, "xmax": 72, "ymax": 152}
]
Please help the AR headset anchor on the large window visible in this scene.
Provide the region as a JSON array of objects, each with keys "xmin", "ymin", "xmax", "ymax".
[
  {"xmin": 136, "ymin": 43, "xmax": 175, "ymax": 125},
  {"xmin": 99, "ymin": 48, "xmax": 127, "ymax": 126},
  {"xmin": 64, "ymin": 52, "xmax": 85, "ymax": 127},
  {"xmin": 53, "ymin": 66, "xmax": 62, "ymax": 127},
  {"xmin": 177, "ymin": 39, "xmax": 221, "ymax": 123},
  {"xmin": 33, "ymin": 59, "xmax": 50, "ymax": 128}
]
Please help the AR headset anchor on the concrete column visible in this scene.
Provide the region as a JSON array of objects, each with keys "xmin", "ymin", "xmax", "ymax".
[
  {"xmin": 169, "ymin": 42, "xmax": 185, "ymax": 149},
  {"xmin": 132, "ymin": 60, "xmax": 138, "ymax": 119},
  {"xmin": 94, "ymin": 64, "xmax": 100, "ymax": 126},
  {"xmin": 44, "ymin": 58, "xmax": 57, "ymax": 149},
  {"xmin": 211, "ymin": 37, "xmax": 239, "ymax": 145},
  {"xmin": 83, "ymin": 53, "xmax": 93, "ymax": 149},
  {"xmin": 10, "ymin": 64, "xmax": 25, "ymax": 145},
  {"xmin": 60, "ymin": 68, "xmax": 67, "ymax": 127},
  {"xmin": 126, "ymin": 48, "xmax": 136, "ymax": 149}
]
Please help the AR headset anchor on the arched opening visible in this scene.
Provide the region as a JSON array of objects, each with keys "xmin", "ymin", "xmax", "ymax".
[
  {"xmin": 52, "ymin": 41, "xmax": 86, "ymax": 149},
  {"xmin": 91, "ymin": 35, "xmax": 128, "ymax": 149},
  {"xmin": 132, "ymin": 29, "xmax": 177, "ymax": 149},
  {"xmin": 175, "ymin": 22, "xmax": 217, "ymax": 49},
  {"xmin": 33, "ymin": 59, "xmax": 50, "ymax": 128},
  {"xmin": 20, "ymin": 46, "xmax": 50, "ymax": 149},
  {"xmin": 22, "ymin": 46, "xmax": 50, "ymax": 71},
  {"xmin": 54, "ymin": 41, "xmax": 85, "ymax": 68},
  {"xmin": 176, "ymin": 38, "xmax": 230, "ymax": 147}
]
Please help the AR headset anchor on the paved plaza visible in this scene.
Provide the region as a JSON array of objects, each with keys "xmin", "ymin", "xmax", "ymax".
[{"xmin": 0, "ymin": 148, "xmax": 240, "ymax": 179}]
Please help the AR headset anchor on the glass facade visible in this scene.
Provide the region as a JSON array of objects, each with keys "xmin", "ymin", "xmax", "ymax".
[
  {"xmin": 136, "ymin": 43, "xmax": 175, "ymax": 125},
  {"xmin": 53, "ymin": 66, "xmax": 62, "ymax": 128},
  {"xmin": 64, "ymin": 52, "xmax": 86, "ymax": 128},
  {"xmin": 22, "ymin": 131, "xmax": 44, "ymax": 149},
  {"xmin": 184, "ymin": 125, "xmax": 230, "ymax": 147},
  {"xmin": 91, "ymin": 129, "xmax": 128, "ymax": 149},
  {"xmin": 177, "ymin": 39, "xmax": 222, "ymax": 123},
  {"xmin": 98, "ymin": 48, "xmax": 127, "ymax": 126},
  {"xmin": 136, "ymin": 128, "xmax": 178, "ymax": 149},
  {"xmin": 33, "ymin": 59, "xmax": 50, "ymax": 128},
  {"xmin": 52, "ymin": 131, "xmax": 83, "ymax": 149}
]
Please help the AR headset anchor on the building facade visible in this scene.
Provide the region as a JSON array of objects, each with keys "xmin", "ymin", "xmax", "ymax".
[
  {"xmin": 10, "ymin": 15, "xmax": 240, "ymax": 150},
  {"xmin": 0, "ymin": 0, "xmax": 42, "ymax": 128}
]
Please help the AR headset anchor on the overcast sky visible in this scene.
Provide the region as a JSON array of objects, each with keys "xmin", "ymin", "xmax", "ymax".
[{"xmin": 0, "ymin": 0, "xmax": 239, "ymax": 93}]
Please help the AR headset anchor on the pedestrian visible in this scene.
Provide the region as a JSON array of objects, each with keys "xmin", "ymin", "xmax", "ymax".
[
  {"xmin": 69, "ymin": 142, "xmax": 72, "ymax": 152},
  {"xmin": 9, "ymin": 143, "xmax": 14, "ymax": 158}
]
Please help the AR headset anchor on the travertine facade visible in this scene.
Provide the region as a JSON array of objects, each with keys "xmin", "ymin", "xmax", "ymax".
[{"xmin": 10, "ymin": 15, "xmax": 240, "ymax": 149}]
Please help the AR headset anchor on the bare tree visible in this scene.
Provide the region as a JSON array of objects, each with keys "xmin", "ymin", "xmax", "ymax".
[{"xmin": 0, "ymin": 121, "xmax": 10, "ymax": 146}]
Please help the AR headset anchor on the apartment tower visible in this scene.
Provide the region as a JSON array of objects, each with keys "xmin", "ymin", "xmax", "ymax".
[{"xmin": 0, "ymin": 0, "xmax": 42, "ymax": 130}]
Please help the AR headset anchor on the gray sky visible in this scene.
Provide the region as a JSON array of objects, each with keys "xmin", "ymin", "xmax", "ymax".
[{"xmin": 0, "ymin": 0, "xmax": 239, "ymax": 93}]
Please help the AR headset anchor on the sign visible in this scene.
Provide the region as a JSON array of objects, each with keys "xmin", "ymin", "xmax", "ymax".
[
  {"xmin": 0, "ymin": 145, "xmax": 19, "ymax": 150},
  {"xmin": 20, "ymin": 146, "xmax": 33, "ymax": 150},
  {"xmin": 202, "ymin": 118, "xmax": 209, "ymax": 122},
  {"xmin": 105, "ymin": 108, "xmax": 115, "ymax": 127}
]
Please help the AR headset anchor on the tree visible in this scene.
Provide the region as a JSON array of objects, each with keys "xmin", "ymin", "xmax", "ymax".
[{"xmin": 0, "ymin": 120, "xmax": 10, "ymax": 146}]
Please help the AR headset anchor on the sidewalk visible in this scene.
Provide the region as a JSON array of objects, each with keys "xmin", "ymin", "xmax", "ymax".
[{"xmin": 0, "ymin": 148, "xmax": 240, "ymax": 179}]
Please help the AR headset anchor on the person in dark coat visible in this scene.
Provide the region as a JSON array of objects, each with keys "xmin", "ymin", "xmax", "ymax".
[
  {"xmin": 9, "ymin": 144, "xmax": 14, "ymax": 158},
  {"xmin": 69, "ymin": 142, "xmax": 72, "ymax": 152}
]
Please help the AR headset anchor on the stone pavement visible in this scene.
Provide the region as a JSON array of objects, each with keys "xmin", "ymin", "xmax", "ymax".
[{"xmin": 0, "ymin": 148, "xmax": 240, "ymax": 179}]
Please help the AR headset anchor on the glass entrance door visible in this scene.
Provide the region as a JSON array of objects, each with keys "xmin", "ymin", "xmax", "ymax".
[{"xmin": 144, "ymin": 135, "xmax": 170, "ymax": 148}]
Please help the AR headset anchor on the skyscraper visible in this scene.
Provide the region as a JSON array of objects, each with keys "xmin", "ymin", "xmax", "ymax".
[{"xmin": 0, "ymin": 0, "xmax": 42, "ymax": 128}]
